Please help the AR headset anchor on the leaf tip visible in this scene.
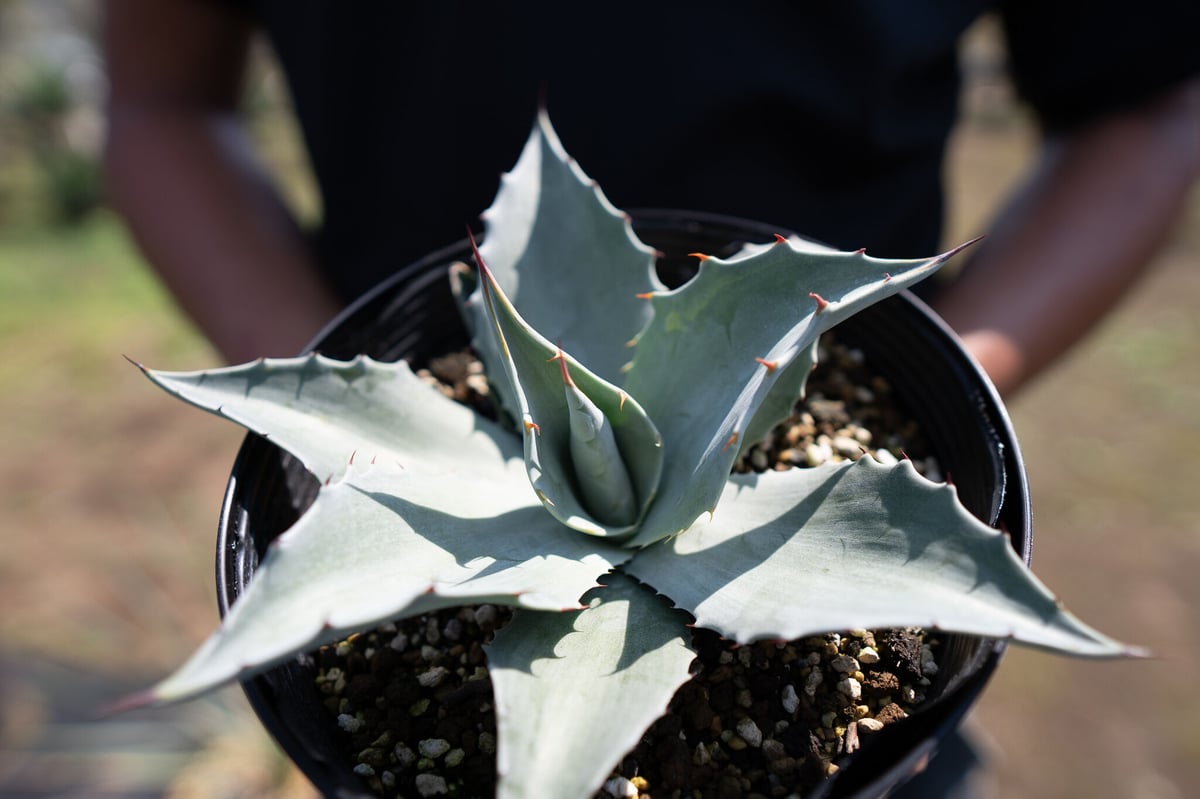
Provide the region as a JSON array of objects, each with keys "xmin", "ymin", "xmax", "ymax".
[{"xmin": 96, "ymin": 688, "xmax": 159, "ymax": 717}]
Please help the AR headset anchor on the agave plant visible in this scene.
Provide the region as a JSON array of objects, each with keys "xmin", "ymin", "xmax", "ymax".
[{"xmin": 127, "ymin": 112, "xmax": 1131, "ymax": 798}]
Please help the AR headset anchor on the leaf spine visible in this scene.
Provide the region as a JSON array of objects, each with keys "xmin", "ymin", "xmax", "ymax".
[{"xmin": 754, "ymin": 357, "xmax": 779, "ymax": 373}]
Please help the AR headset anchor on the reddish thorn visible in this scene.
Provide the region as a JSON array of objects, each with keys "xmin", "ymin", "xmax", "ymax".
[
  {"xmin": 524, "ymin": 420, "xmax": 541, "ymax": 437},
  {"xmin": 349, "ymin": 449, "xmax": 357, "ymax": 466},
  {"xmin": 549, "ymin": 346, "xmax": 573, "ymax": 387},
  {"xmin": 618, "ymin": 391, "xmax": 628, "ymax": 412},
  {"xmin": 465, "ymin": 227, "xmax": 493, "ymax": 280},
  {"xmin": 754, "ymin": 357, "xmax": 779, "ymax": 373},
  {"xmin": 854, "ymin": 247, "xmax": 866, "ymax": 255},
  {"xmin": 122, "ymin": 354, "xmax": 147, "ymax": 372},
  {"xmin": 883, "ymin": 272, "xmax": 892, "ymax": 282},
  {"xmin": 773, "ymin": 233, "xmax": 788, "ymax": 244},
  {"xmin": 721, "ymin": 431, "xmax": 739, "ymax": 453},
  {"xmin": 624, "ymin": 337, "xmax": 638, "ymax": 348},
  {"xmin": 945, "ymin": 471, "xmax": 954, "ymax": 486},
  {"xmin": 688, "ymin": 252, "xmax": 710, "ymax": 261},
  {"xmin": 899, "ymin": 450, "xmax": 910, "ymax": 461},
  {"xmin": 808, "ymin": 292, "xmax": 829, "ymax": 312},
  {"xmin": 635, "ymin": 292, "xmax": 655, "ymax": 300},
  {"xmin": 370, "ymin": 454, "xmax": 377, "ymax": 465},
  {"xmin": 96, "ymin": 689, "xmax": 159, "ymax": 717},
  {"xmin": 652, "ymin": 248, "xmax": 666, "ymax": 259}
]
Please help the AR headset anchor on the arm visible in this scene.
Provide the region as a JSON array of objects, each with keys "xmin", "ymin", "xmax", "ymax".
[
  {"xmin": 934, "ymin": 77, "xmax": 1200, "ymax": 397},
  {"xmin": 103, "ymin": 0, "xmax": 343, "ymax": 364}
]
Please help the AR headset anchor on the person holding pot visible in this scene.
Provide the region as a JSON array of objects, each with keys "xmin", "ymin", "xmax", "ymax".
[{"xmin": 101, "ymin": 0, "xmax": 1200, "ymax": 400}]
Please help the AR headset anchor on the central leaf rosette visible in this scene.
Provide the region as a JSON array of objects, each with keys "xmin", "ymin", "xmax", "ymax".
[{"xmin": 453, "ymin": 111, "xmax": 961, "ymax": 548}]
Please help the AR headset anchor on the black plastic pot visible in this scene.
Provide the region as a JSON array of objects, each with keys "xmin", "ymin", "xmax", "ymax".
[{"xmin": 215, "ymin": 211, "xmax": 1031, "ymax": 799}]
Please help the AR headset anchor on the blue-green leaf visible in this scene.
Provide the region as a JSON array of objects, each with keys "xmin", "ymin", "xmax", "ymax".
[
  {"xmin": 626, "ymin": 457, "xmax": 1136, "ymax": 658},
  {"xmin": 487, "ymin": 573, "xmax": 696, "ymax": 799},
  {"xmin": 623, "ymin": 240, "xmax": 970, "ymax": 547}
]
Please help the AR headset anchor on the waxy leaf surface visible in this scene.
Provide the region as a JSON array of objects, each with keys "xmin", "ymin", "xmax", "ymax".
[
  {"xmin": 487, "ymin": 573, "xmax": 695, "ymax": 799},
  {"xmin": 137, "ymin": 357, "xmax": 627, "ymax": 702},
  {"xmin": 626, "ymin": 457, "xmax": 1133, "ymax": 657}
]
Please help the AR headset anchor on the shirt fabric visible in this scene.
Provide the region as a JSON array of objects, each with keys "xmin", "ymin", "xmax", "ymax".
[{"xmin": 224, "ymin": 1, "xmax": 1200, "ymax": 304}]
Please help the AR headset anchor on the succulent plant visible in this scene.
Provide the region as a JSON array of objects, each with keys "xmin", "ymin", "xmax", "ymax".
[{"xmin": 126, "ymin": 112, "xmax": 1133, "ymax": 799}]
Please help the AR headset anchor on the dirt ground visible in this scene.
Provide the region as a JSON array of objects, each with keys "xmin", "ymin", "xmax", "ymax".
[{"xmin": 1, "ymin": 33, "xmax": 1198, "ymax": 799}]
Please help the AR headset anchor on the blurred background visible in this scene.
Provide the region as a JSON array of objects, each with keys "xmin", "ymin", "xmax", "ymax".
[{"xmin": 0, "ymin": 2, "xmax": 1196, "ymax": 797}]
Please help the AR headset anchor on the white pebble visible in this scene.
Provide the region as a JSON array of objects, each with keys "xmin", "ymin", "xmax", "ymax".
[
  {"xmin": 737, "ymin": 718, "xmax": 763, "ymax": 747},
  {"xmin": 781, "ymin": 683, "xmax": 800, "ymax": 714},
  {"xmin": 418, "ymin": 738, "xmax": 451, "ymax": 758},
  {"xmin": 465, "ymin": 374, "xmax": 490, "ymax": 395},
  {"xmin": 474, "ymin": 604, "xmax": 497, "ymax": 627},
  {"xmin": 415, "ymin": 773, "xmax": 449, "ymax": 797},
  {"xmin": 837, "ymin": 677, "xmax": 863, "ymax": 701},
  {"xmin": 920, "ymin": 644, "xmax": 939, "ymax": 676},
  {"xmin": 831, "ymin": 654, "xmax": 860, "ymax": 673},
  {"xmin": 873, "ymin": 449, "xmax": 898, "ymax": 465},
  {"xmin": 857, "ymin": 646, "xmax": 881, "ymax": 665},
  {"xmin": 832, "ymin": 435, "xmax": 862, "ymax": 458},
  {"xmin": 602, "ymin": 776, "xmax": 638, "ymax": 797},
  {"xmin": 443, "ymin": 618, "xmax": 463, "ymax": 641},
  {"xmin": 393, "ymin": 744, "xmax": 416, "ymax": 767},
  {"xmin": 805, "ymin": 441, "xmax": 833, "ymax": 466},
  {"xmin": 858, "ymin": 717, "xmax": 885, "ymax": 732},
  {"xmin": 353, "ymin": 763, "xmax": 375, "ymax": 777},
  {"xmin": 418, "ymin": 666, "xmax": 450, "ymax": 688},
  {"xmin": 804, "ymin": 667, "xmax": 824, "ymax": 697},
  {"xmin": 477, "ymin": 732, "xmax": 496, "ymax": 754},
  {"xmin": 337, "ymin": 714, "xmax": 364, "ymax": 733},
  {"xmin": 762, "ymin": 738, "xmax": 786, "ymax": 761},
  {"xmin": 424, "ymin": 617, "xmax": 441, "ymax": 644}
]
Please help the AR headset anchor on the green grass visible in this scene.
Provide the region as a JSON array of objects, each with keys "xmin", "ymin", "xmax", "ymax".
[{"xmin": 0, "ymin": 212, "xmax": 216, "ymax": 387}]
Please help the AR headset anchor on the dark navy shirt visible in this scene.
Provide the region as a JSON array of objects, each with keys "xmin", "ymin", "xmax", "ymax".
[{"xmin": 225, "ymin": 1, "xmax": 1200, "ymax": 303}]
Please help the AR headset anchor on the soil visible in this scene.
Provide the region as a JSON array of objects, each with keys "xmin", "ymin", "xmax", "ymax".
[{"xmin": 313, "ymin": 334, "xmax": 948, "ymax": 798}]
